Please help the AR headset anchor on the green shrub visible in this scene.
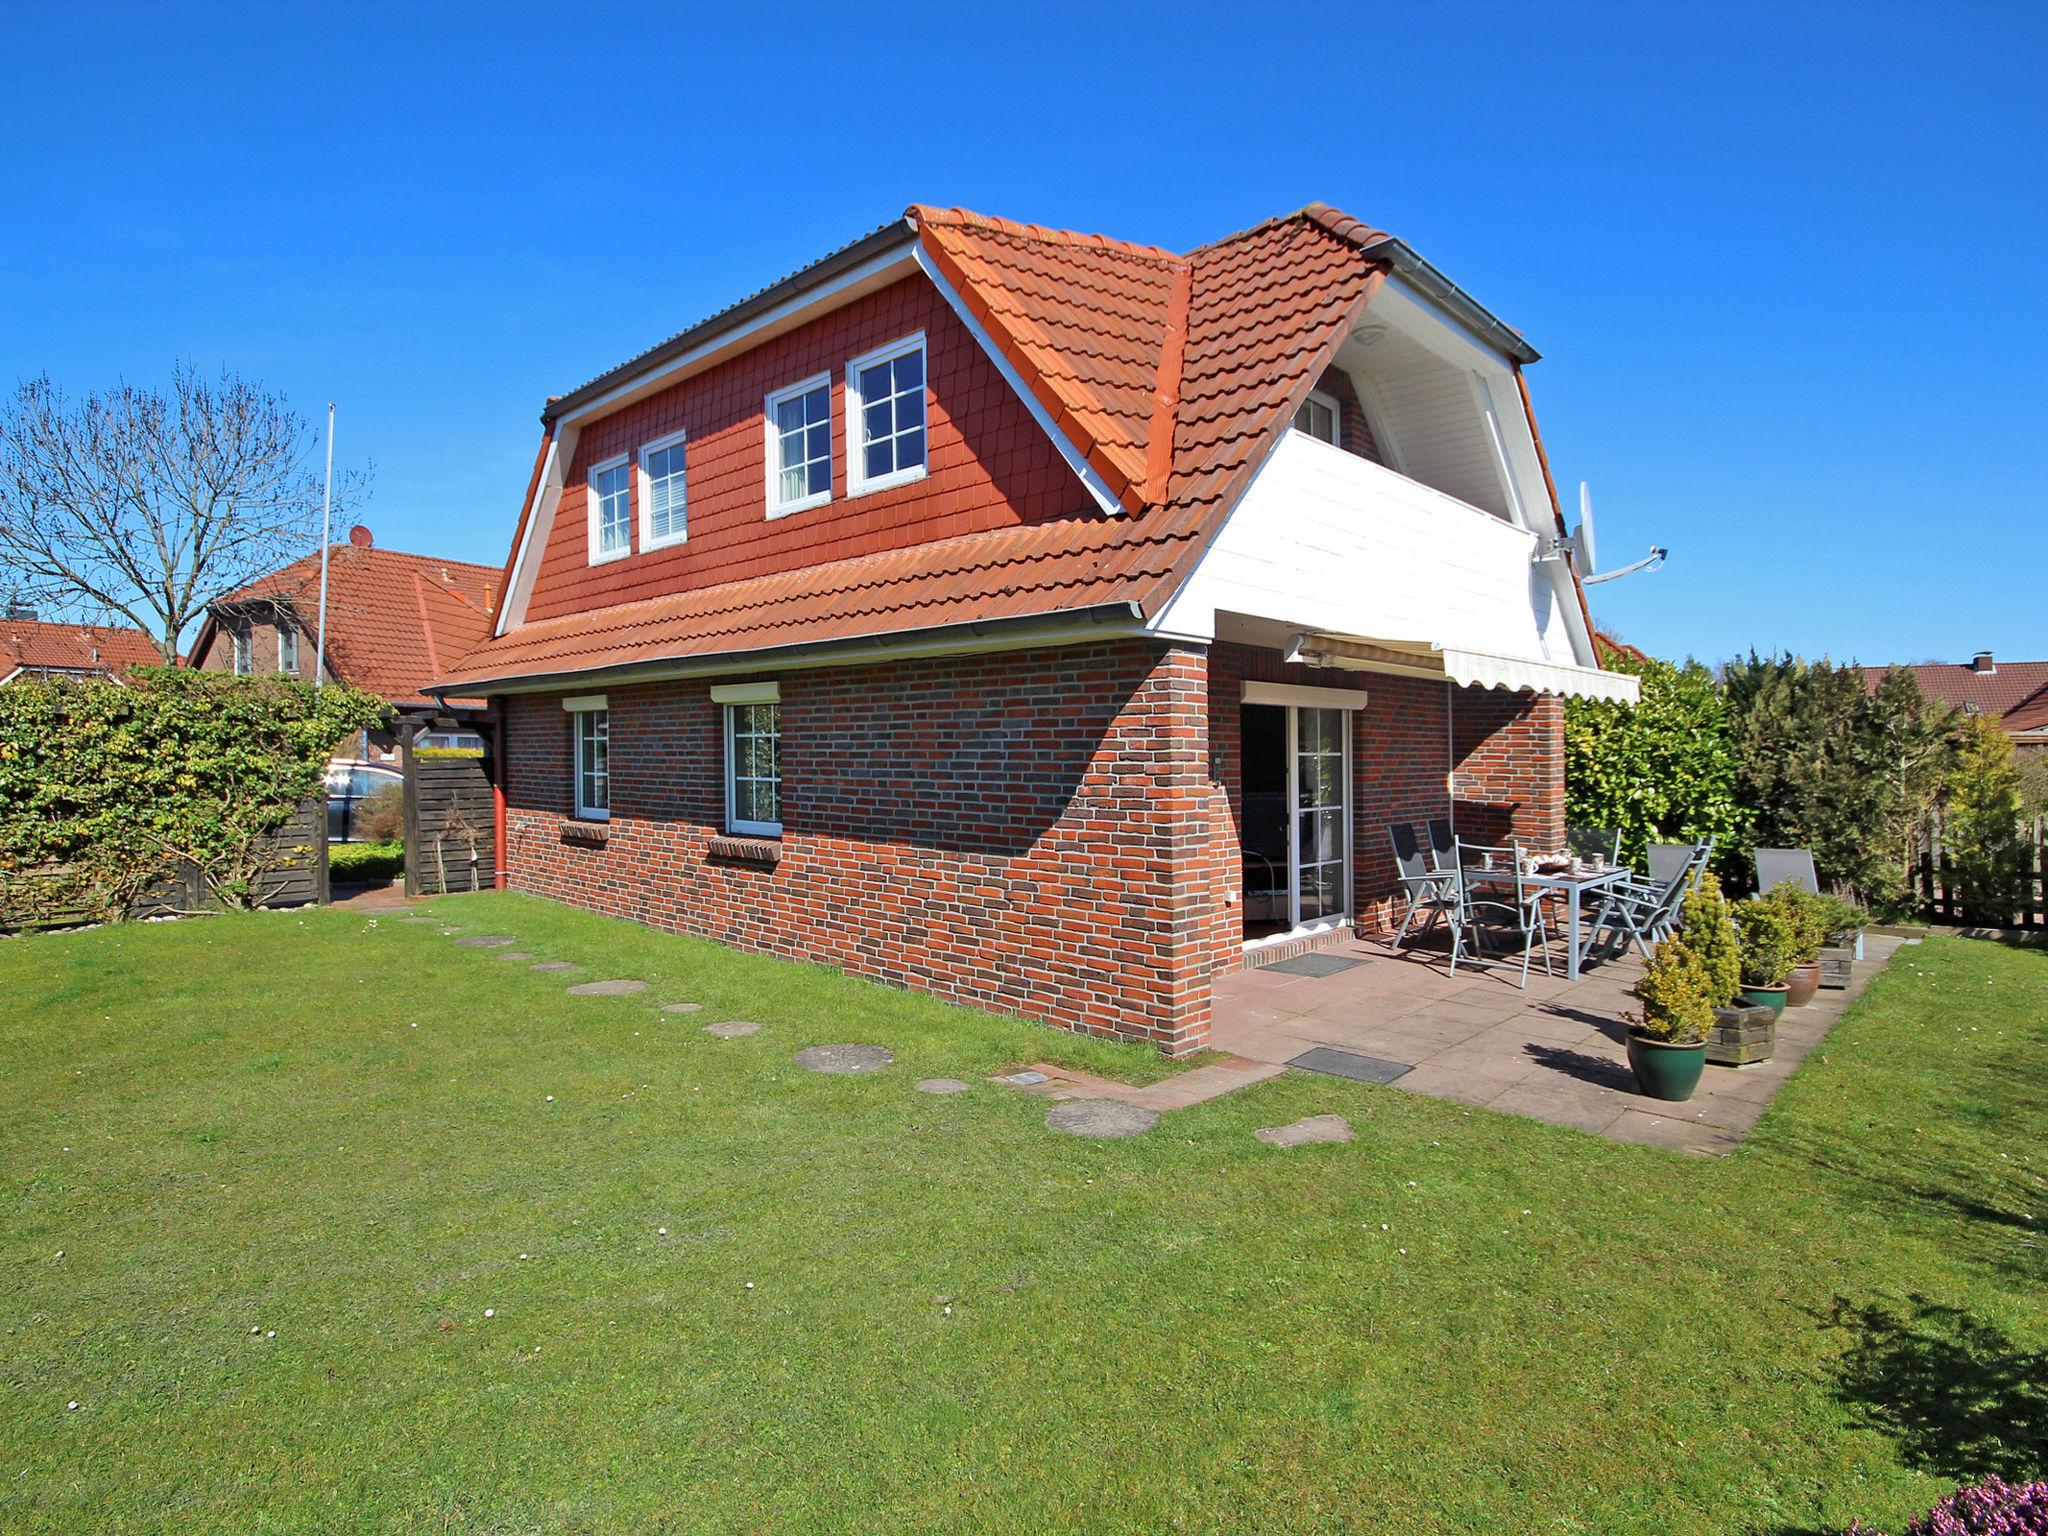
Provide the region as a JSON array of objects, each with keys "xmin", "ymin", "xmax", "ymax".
[
  {"xmin": 0, "ymin": 668, "xmax": 386, "ymax": 923},
  {"xmin": 1632, "ymin": 935, "xmax": 1716, "ymax": 1044},
  {"xmin": 1677, "ymin": 872, "xmax": 1741, "ymax": 1006},
  {"xmin": 328, "ymin": 840, "xmax": 403, "ymax": 882},
  {"xmin": 1764, "ymin": 882, "xmax": 1833, "ymax": 964},
  {"xmin": 1731, "ymin": 900, "xmax": 1798, "ymax": 988},
  {"xmin": 1946, "ymin": 713, "xmax": 2028, "ymax": 926}
]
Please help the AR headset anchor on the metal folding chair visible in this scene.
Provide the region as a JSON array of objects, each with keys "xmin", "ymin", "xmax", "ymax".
[
  {"xmin": 1568, "ymin": 826, "xmax": 1622, "ymax": 866},
  {"xmin": 1449, "ymin": 840, "xmax": 1553, "ymax": 988},
  {"xmin": 1593, "ymin": 842, "xmax": 1708, "ymax": 957},
  {"xmin": 1388, "ymin": 822, "xmax": 1458, "ymax": 949},
  {"xmin": 1754, "ymin": 847, "xmax": 1820, "ymax": 896}
]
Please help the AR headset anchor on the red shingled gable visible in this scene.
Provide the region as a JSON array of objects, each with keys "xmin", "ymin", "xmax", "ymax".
[
  {"xmin": 212, "ymin": 544, "xmax": 500, "ymax": 708},
  {"xmin": 440, "ymin": 203, "xmax": 1399, "ymax": 691},
  {"xmin": 0, "ymin": 618, "xmax": 163, "ymax": 678}
]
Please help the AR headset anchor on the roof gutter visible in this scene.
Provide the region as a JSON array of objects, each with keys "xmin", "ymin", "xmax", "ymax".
[
  {"xmin": 1359, "ymin": 236, "xmax": 1540, "ymax": 365},
  {"xmin": 436, "ymin": 601, "xmax": 1148, "ymax": 698},
  {"xmin": 541, "ymin": 220, "xmax": 918, "ymax": 426}
]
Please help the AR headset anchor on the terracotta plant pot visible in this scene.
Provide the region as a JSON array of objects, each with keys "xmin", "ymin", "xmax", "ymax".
[
  {"xmin": 1785, "ymin": 961, "xmax": 1821, "ymax": 1008},
  {"xmin": 1625, "ymin": 1029, "xmax": 1707, "ymax": 1102},
  {"xmin": 1739, "ymin": 983, "xmax": 1789, "ymax": 1018}
]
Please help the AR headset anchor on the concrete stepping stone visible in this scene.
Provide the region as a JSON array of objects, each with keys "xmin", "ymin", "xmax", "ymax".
[
  {"xmin": 702, "ymin": 1020, "xmax": 761, "ymax": 1039},
  {"xmin": 567, "ymin": 979, "xmax": 649, "ymax": 996},
  {"xmin": 1045, "ymin": 1099, "xmax": 1158, "ymax": 1139},
  {"xmin": 455, "ymin": 935, "xmax": 517, "ymax": 948},
  {"xmin": 915, "ymin": 1078, "xmax": 971, "ymax": 1095},
  {"xmin": 661, "ymin": 1002, "xmax": 702, "ymax": 1015},
  {"xmin": 794, "ymin": 1043, "xmax": 894, "ymax": 1075},
  {"xmin": 1254, "ymin": 1113, "xmax": 1355, "ymax": 1148},
  {"xmin": 530, "ymin": 961, "xmax": 577, "ymax": 973}
]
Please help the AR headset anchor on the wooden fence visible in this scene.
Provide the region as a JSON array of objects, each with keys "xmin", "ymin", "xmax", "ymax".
[
  {"xmin": 1918, "ymin": 813, "xmax": 2048, "ymax": 928},
  {"xmin": 403, "ymin": 743, "xmax": 497, "ymax": 897},
  {"xmin": 0, "ymin": 797, "xmax": 327, "ymax": 931}
]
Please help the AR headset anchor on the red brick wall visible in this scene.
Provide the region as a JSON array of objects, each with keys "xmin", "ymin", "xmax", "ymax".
[
  {"xmin": 1205, "ymin": 643, "xmax": 1566, "ymax": 947},
  {"xmin": 525, "ymin": 275, "xmax": 1088, "ymax": 623},
  {"xmin": 1313, "ymin": 366, "xmax": 1385, "ymax": 465},
  {"xmin": 501, "ymin": 639, "xmax": 1220, "ymax": 1054}
]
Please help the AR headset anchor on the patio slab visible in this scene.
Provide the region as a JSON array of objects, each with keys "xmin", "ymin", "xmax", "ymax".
[{"xmin": 1213, "ymin": 930, "xmax": 1904, "ymax": 1155}]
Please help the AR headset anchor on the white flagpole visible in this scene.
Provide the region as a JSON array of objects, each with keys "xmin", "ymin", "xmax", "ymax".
[{"xmin": 314, "ymin": 403, "xmax": 334, "ymax": 694}]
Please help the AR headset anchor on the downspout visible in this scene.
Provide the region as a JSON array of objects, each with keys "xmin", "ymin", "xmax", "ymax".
[{"xmin": 491, "ymin": 697, "xmax": 508, "ymax": 891}]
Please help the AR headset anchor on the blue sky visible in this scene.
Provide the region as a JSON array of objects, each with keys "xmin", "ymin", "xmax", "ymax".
[{"xmin": 3, "ymin": 1, "xmax": 2041, "ymax": 666}]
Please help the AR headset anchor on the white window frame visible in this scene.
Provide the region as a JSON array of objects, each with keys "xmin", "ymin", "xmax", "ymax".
[
  {"xmin": 763, "ymin": 373, "xmax": 833, "ymax": 518},
  {"xmin": 846, "ymin": 332, "xmax": 928, "ymax": 497},
  {"xmin": 714, "ymin": 682, "xmax": 782, "ymax": 837},
  {"xmin": 231, "ymin": 625, "xmax": 252, "ymax": 675},
  {"xmin": 636, "ymin": 428, "xmax": 689, "ymax": 551},
  {"xmin": 277, "ymin": 624, "xmax": 298, "ymax": 675},
  {"xmin": 586, "ymin": 453, "xmax": 632, "ymax": 565},
  {"xmin": 565, "ymin": 698, "xmax": 610, "ymax": 821},
  {"xmin": 1294, "ymin": 388, "xmax": 1342, "ymax": 446}
]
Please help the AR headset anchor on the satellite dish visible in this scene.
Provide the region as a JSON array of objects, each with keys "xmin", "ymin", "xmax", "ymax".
[{"xmin": 1576, "ymin": 482, "xmax": 1598, "ymax": 577}]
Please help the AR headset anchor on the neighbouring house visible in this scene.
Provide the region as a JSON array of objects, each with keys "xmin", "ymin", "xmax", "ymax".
[
  {"xmin": 188, "ymin": 527, "xmax": 500, "ymax": 761},
  {"xmin": 436, "ymin": 203, "xmax": 1637, "ymax": 1055},
  {"xmin": 0, "ymin": 614, "xmax": 165, "ymax": 684},
  {"xmin": 1862, "ymin": 652, "xmax": 2048, "ymax": 759}
]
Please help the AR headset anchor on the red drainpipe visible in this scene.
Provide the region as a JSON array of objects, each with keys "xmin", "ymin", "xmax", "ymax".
[{"xmin": 491, "ymin": 697, "xmax": 508, "ymax": 890}]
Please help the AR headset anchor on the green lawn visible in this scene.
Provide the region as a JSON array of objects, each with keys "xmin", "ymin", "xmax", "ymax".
[{"xmin": 2, "ymin": 896, "xmax": 2043, "ymax": 1534}]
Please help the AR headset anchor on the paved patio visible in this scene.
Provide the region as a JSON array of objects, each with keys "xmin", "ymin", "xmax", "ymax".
[{"xmin": 1212, "ymin": 929, "xmax": 1906, "ymax": 1155}]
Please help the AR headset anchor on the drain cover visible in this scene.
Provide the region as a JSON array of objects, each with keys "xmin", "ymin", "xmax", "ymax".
[
  {"xmin": 1266, "ymin": 952, "xmax": 1365, "ymax": 978},
  {"xmin": 1286, "ymin": 1047, "xmax": 1411, "ymax": 1084}
]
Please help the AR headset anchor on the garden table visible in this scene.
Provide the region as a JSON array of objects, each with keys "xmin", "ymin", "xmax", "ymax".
[{"xmin": 1466, "ymin": 864, "xmax": 1628, "ymax": 981}]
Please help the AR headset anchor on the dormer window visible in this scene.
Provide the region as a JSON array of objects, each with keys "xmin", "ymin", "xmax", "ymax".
[
  {"xmin": 231, "ymin": 625, "xmax": 253, "ymax": 675},
  {"xmin": 765, "ymin": 375, "xmax": 832, "ymax": 517},
  {"xmin": 588, "ymin": 455, "xmax": 631, "ymax": 563},
  {"xmin": 847, "ymin": 334, "xmax": 927, "ymax": 495},
  {"xmin": 278, "ymin": 625, "xmax": 299, "ymax": 675},
  {"xmin": 638, "ymin": 429, "xmax": 688, "ymax": 550},
  {"xmin": 1294, "ymin": 389, "xmax": 1340, "ymax": 445}
]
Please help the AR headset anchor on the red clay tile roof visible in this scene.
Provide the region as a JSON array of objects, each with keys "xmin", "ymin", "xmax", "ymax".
[
  {"xmin": 209, "ymin": 544, "xmax": 499, "ymax": 708},
  {"xmin": 2002, "ymin": 691, "xmax": 2048, "ymax": 737},
  {"xmin": 1860, "ymin": 660, "xmax": 2048, "ymax": 728},
  {"xmin": 0, "ymin": 618, "xmax": 164, "ymax": 679},
  {"xmin": 440, "ymin": 204, "xmax": 1418, "ymax": 692}
]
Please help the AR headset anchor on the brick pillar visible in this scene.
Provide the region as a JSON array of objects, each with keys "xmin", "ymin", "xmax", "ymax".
[{"xmin": 1451, "ymin": 689, "xmax": 1565, "ymax": 852}]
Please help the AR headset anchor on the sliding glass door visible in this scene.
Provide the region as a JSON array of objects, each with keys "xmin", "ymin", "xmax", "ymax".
[
  {"xmin": 1294, "ymin": 707, "xmax": 1348, "ymax": 922},
  {"xmin": 1240, "ymin": 702, "xmax": 1352, "ymax": 936}
]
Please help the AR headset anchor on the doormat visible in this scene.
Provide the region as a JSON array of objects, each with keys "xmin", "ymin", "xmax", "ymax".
[
  {"xmin": 1265, "ymin": 952, "xmax": 1365, "ymax": 978},
  {"xmin": 1286, "ymin": 1047, "xmax": 1412, "ymax": 1084}
]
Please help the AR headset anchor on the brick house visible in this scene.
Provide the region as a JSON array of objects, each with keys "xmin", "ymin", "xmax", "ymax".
[
  {"xmin": 188, "ymin": 528, "xmax": 500, "ymax": 761},
  {"xmin": 0, "ymin": 616, "xmax": 164, "ymax": 684},
  {"xmin": 1861, "ymin": 652, "xmax": 2048, "ymax": 760},
  {"xmin": 437, "ymin": 204, "xmax": 1637, "ymax": 1055}
]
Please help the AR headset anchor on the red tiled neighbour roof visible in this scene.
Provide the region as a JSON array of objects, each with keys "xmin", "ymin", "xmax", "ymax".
[
  {"xmin": 438, "ymin": 203, "xmax": 1473, "ymax": 693},
  {"xmin": 0, "ymin": 618, "xmax": 164, "ymax": 679},
  {"xmin": 209, "ymin": 543, "xmax": 499, "ymax": 709},
  {"xmin": 1860, "ymin": 659, "xmax": 2048, "ymax": 728},
  {"xmin": 2003, "ymin": 691, "xmax": 2048, "ymax": 737}
]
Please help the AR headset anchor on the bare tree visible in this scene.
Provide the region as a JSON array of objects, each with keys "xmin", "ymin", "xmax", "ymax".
[{"xmin": 0, "ymin": 365, "xmax": 364, "ymax": 661}]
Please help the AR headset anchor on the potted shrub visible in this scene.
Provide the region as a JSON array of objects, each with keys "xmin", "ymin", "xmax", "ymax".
[
  {"xmin": 1731, "ymin": 899, "xmax": 1796, "ymax": 1016},
  {"xmin": 1686, "ymin": 874, "xmax": 1777, "ymax": 1066},
  {"xmin": 1765, "ymin": 883, "xmax": 1830, "ymax": 1007},
  {"xmin": 1627, "ymin": 931, "xmax": 1715, "ymax": 1102}
]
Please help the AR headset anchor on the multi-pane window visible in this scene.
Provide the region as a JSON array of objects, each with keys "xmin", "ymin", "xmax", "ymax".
[
  {"xmin": 231, "ymin": 625, "xmax": 253, "ymax": 675},
  {"xmin": 639, "ymin": 430, "xmax": 688, "ymax": 549},
  {"xmin": 725, "ymin": 702, "xmax": 781, "ymax": 835},
  {"xmin": 847, "ymin": 335, "xmax": 926, "ymax": 493},
  {"xmin": 572, "ymin": 707, "xmax": 609, "ymax": 819},
  {"xmin": 1294, "ymin": 389, "xmax": 1340, "ymax": 445},
  {"xmin": 589, "ymin": 456, "xmax": 631, "ymax": 562},
  {"xmin": 277, "ymin": 625, "xmax": 299, "ymax": 675},
  {"xmin": 765, "ymin": 377, "xmax": 831, "ymax": 515}
]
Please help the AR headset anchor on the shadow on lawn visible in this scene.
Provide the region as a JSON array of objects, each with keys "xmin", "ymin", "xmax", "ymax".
[{"xmin": 1816, "ymin": 1294, "xmax": 2048, "ymax": 1484}]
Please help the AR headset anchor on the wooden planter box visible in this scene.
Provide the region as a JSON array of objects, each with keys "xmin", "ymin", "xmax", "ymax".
[
  {"xmin": 1817, "ymin": 929, "xmax": 1862, "ymax": 989},
  {"xmin": 1707, "ymin": 1004, "xmax": 1777, "ymax": 1067}
]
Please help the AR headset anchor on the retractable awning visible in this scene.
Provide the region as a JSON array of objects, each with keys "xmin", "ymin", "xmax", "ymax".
[{"xmin": 1283, "ymin": 632, "xmax": 1640, "ymax": 704}]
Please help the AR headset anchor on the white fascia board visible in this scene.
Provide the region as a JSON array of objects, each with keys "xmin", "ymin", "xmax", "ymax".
[
  {"xmin": 498, "ymin": 426, "xmax": 573, "ymax": 635},
  {"xmin": 910, "ymin": 242, "xmax": 1125, "ymax": 518},
  {"xmin": 1370, "ymin": 278, "xmax": 1518, "ymax": 376}
]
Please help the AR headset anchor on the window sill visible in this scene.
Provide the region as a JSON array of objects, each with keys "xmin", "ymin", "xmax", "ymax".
[
  {"xmin": 559, "ymin": 819, "xmax": 610, "ymax": 846},
  {"xmin": 587, "ymin": 545, "xmax": 632, "ymax": 567},
  {"xmin": 640, "ymin": 529, "xmax": 688, "ymax": 552},
  {"xmin": 767, "ymin": 491, "xmax": 831, "ymax": 520},
  {"xmin": 707, "ymin": 834, "xmax": 781, "ymax": 866},
  {"xmin": 847, "ymin": 464, "xmax": 927, "ymax": 500}
]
